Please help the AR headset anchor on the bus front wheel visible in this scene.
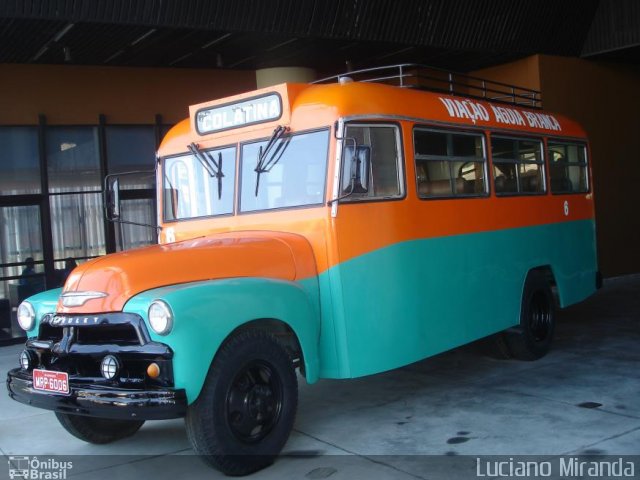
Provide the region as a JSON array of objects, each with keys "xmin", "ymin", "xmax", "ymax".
[
  {"xmin": 504, "ymin": 271, "xmax": 556, "ymax": 361},
  {"xmin": 185, "ymin": 330, "xmax": 298, "ymax": 476},
  {"xmin": 55, "ymin": 413, "xmax": 145, "ymax": 444}
]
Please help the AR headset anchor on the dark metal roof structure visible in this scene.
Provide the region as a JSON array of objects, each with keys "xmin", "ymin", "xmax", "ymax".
[
  {"xmin": 582, "ymin": 0, "xmax": 640, "ymax": 63},
  {"xmin": 0, "ymin": 0, "xmax": 637, "ymax": 72}
]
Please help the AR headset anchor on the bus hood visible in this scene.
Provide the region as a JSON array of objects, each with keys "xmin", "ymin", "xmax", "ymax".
[{"xmin": 57, "ymin": 231, "xmax": 317, "ymax": 314}]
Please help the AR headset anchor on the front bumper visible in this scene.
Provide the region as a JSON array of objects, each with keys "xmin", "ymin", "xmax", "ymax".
[{"xmin": 7, "ymin": 368, "xmax": 187, "ymax": 420}]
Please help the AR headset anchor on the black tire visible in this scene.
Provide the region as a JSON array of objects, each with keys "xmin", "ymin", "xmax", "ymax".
[
  {"xmin": 185, "ymin": 330, "xmax": 298, "ymax": 476},
  {"xmin": 503, "ymin": 271, "xmax": 556, "ymax": 360},
  {"xmin": 55, "ymin": 412, "xmax": 145, "ymax": 444}
]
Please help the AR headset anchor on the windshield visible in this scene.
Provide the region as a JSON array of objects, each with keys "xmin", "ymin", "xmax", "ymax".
[
  {"xmin": 240, "ymin": 129, "xmax": 329, "ymax": 212},
  {"xmin": 163, "ymin": 146, "xmax": 236, "ymax": 221}
]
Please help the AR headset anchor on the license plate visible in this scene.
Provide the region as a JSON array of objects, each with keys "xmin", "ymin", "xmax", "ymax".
[{"xmin": 32, "ymin": 369, "xmax": 70, "ymax": 395}]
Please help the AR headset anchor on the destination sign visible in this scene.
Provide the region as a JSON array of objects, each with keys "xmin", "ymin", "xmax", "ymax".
[{"xmin": 195, "ymin": 93, "xmax": 282, "ymax": 135}]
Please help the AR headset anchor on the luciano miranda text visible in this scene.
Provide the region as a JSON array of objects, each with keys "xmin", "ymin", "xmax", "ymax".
[{"xmin": 476, "ymin": 457, "xmax": 635, "ymax": 477}]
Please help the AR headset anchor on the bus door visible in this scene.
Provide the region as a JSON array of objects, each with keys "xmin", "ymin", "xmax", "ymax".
[{"xmin": 329, "ymin": 122, "xmax": 421, "ymax": 377}]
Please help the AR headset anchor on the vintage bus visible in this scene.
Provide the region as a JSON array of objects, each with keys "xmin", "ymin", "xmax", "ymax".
[{"xmin": 7, "ymin": 65, "xmax": 599, "ymax": 475}]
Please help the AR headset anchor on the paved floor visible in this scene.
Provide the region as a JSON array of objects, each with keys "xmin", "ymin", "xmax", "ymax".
[{"xmin": 0, "ymin": 276, "xmax": 638, "ymax": 479}]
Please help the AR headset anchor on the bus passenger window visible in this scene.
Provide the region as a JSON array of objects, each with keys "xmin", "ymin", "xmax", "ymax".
[
  {"xmin": 341, "ymin": 124, "xmax": 403, "ymax": 199},
  {"xmin": 548, "ymin": 142, "xmax": 588, "ymax": 194},
  {"xmin": 491, "ymin": 137, "xmax": 544, "ymax": 195},
  {"xmin": 413, "ymin": 128, "xmax": 487, "ymax": 198}
]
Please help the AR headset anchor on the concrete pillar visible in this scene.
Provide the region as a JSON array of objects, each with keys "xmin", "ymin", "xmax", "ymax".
[{"xmin": 255, "ymin": 67, "xmax": 316, "ymax": 88}]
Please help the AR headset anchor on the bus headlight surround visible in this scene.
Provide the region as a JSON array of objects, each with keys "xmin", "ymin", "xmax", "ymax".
[
  {"xmin": 148, "ymin": 300, "xmax": 173, "ymax": 335},
  {"xmin": 17, "ymin": 301, "xmax": 36, "ymax": 331}
]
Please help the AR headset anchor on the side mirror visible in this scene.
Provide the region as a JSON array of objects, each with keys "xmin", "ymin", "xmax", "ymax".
[
  {"xmin": 342, "ymin": 145, "xmax": 371, "ymax": 193},
  {"xmin": 102, "ymin": 170, "xmax": 160, "ymax": 236},
  {"xmin": 104, "ymin": 176, "xmax": 121, "ymax": 221}
]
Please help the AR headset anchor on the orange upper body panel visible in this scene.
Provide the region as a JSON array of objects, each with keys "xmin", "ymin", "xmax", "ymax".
[
  {"xmin": 292, "ymin": 82, "xmax": 586, "ymax": 138},
  {"xmin": 158, "ymin": 207, "xmax": 332, "ymax": 275},
  {"xmin": 59, "ymin": 231, "xmax": 318, "ymax": 314}
]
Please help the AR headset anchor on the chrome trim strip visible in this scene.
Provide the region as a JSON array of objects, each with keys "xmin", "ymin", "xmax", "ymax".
[
  {"xmin": 60, "ymin": 291, "xmax": 107, "ymax": 308},
  {"xmin": 331, "ymin": 118, "xmax": 345, "ymax": 218}
]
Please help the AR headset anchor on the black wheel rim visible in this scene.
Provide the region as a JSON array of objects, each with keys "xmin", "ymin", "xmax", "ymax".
[
  {"xmin": 225, "ymin": 360, "xmax": 283, "ymax": 443},
  {"xmin": 529, "ymin": 291, "xmax": 552, "ymax": 342}
]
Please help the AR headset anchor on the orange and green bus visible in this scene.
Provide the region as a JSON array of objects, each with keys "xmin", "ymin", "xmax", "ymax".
[{"xmin": 7, "ymin": 65, "xmax": 599, "ymax": 475}]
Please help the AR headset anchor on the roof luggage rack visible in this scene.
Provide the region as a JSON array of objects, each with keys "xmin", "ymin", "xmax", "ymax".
[{"xmin": 313, "ymin": 64, "xmax": 542, "ymax": 109}]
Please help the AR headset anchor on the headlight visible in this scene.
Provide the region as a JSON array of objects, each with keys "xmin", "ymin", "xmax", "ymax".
[
  {"xmin": 148, "ymin": 300, "xmax": 173, "ymax": 335},
  {"xmin": 17, "ymin": 301, "xmax": 36, "ymax": 331},
  {"xmin": 20, "ymin": 350, "xmax": 37, "ymax": 370},
  {"xmin": 100, "ymin": 355, "xmax": 121, "ymax": 380}
]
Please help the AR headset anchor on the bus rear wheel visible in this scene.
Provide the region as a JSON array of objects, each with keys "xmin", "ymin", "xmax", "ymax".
[
  {"xmin": 185, "ymin": 330, "xmax": 298, "ymax": 476},
  {"xmin": 503, "ymin": 271, "xmax": 556, "ymax": 361}
]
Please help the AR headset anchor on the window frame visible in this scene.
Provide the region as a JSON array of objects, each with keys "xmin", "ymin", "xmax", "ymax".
[
  {"xmin": 413, "ymin": 126, "xmax": 489, "ymax": 200},
  {"xmin": 161, "ymin": 142, "xmax": 238, "ymax": 223},
  {"xmin": 338, "ymin": 122, "xmax": 406, "ymax": 204},
  {"xmin": 237, "ymin": 126, "xmax": 331, "ymax": 215},
  {"xmin": 547, "ymin": 139, "xmax": 590, "ymax": 195},
  {"xmin": 490, "ymin": 134, "xmax": 547, "ymax": 197}
]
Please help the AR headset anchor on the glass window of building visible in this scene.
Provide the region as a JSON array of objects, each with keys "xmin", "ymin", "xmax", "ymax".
[
  {"xmin": 50, "ymin": 192, "xmax": 106, "ymax": 263},
  {"xmin": 106, "ymin": 126, "xmax": 156, "ymax": 189},
  {"xmin": 0, "ymin": 205, "xmax": 46, "ymax": 319},
  {"xmin": 0, "ymin": 127, "xmax": 41, "ymax": 195},
  {"xmin": 47, "ymin": 127, "xmax": 101, "ymax": 193}
]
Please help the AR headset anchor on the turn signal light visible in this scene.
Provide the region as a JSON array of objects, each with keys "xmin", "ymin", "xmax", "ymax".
[{"xmin": 147, "ymin": 363, "xmax": 160, "ymax": 379}]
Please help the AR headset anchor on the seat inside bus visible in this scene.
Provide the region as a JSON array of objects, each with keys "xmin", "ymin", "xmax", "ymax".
[{"xmin": 416, "ymin": 162, "xmax": 479, "ymax": 197}]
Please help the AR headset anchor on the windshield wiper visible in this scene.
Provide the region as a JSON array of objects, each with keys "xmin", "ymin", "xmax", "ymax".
[
  {"xmin": 254, "ymin": 125, "xmax": 290, "ymax": 196},
  {"xmin": 188, "ymin": 142, "xmax": 224, "ymax": 200}
]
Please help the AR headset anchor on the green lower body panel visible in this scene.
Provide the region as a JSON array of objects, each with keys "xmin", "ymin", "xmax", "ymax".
[{"xmin": 317, "ymin": 219, "xmax": 597, "ymax": 379}]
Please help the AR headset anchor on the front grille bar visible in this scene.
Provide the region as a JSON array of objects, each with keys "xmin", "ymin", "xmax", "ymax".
[{"xmin": 38, "ymin": 313, "xmax": 151, "ymax": 346}]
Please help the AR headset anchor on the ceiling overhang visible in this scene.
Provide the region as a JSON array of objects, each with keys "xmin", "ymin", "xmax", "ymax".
[{"xmin": 0, "ymin": 0, "xmax": 636, "ymax": 72}]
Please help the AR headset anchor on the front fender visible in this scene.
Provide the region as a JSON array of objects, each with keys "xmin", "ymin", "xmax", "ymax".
[
  {"xmin": 124, "ymin": 277, "xmax": 320, "ymax": 404},
  {"xmin": 21, "ymin": 288, "xmax": 63, "ymax": 337}
]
